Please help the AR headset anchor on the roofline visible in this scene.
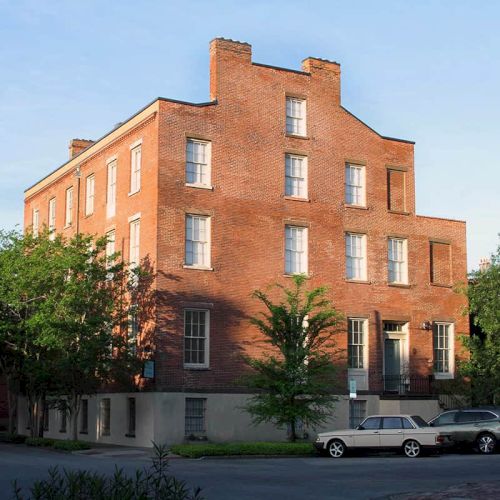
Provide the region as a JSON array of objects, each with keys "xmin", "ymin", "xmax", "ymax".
[
  {"xmin": 25, "ymin": 97, "xmax": 218, "ymax": 196},
  {"xmin": 252, "ymin": 62, "xmax": 310, "ymax": 76},
  {"xmin": 341, "ymin": 106, "xmax": 415, "ymax": 145},
  {"xmin": 416, "ymin": 214, "xmax": 466, "ymax": 224}
]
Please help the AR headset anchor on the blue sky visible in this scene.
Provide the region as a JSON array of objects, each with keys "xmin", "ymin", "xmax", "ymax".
[{"xmin": 1, "ymin": 0, "xmax": 498, "ymax": 270}]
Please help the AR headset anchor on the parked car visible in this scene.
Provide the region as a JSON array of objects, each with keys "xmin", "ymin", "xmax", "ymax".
[
  {"xmin": 315, "ymin": 415, "xmax": 450, "ymax": 458},
  {"xmin": 429, "ymin": 407, "xmax": 500, "ymax": 427}
]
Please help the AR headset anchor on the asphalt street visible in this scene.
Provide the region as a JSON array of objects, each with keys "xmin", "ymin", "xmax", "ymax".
[{"xmin": 1, "ymin": 444, "xmax": 499, "ymax": 499}]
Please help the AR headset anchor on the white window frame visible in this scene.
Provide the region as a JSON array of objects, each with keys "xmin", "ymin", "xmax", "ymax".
[
  {"xmin": 32, "ymin": 209, "xmax": 39, "ymax": 238},
  {"xmin": 285, "ymin": 225, "xmax": 308, "ymax": 275},
  {"xmin": 129, "ymin": 217, "xmax": 140, "ymax": 268},
  {"xmin": 185, "ymin": 214, "xmax": 211, "ymax": 269},
  {"xmin": 65, "ymin": 187, "xmax": 73, "ymax": 227},
  {"xmin": 85, "ymin": 174, "xmax": 95, "ymax": 216},
  {"xmin": 130, "ymin": 145, "xmax": 141, "ymax": 195},
  {"xmin": 186, "ymin": 139, "xmax": 212, "ymax": 188},
  {"xmin": 185, "ymin": 397, "xmax": 206, "ymax": 435},
  {"xmin": 347, "ymin": 318, "xmax": 369, "ymax": 391},
  {"xmin": 345, "ymin": 164, "xmax": 366, "ymax": 206},
  {"xmin": 184, "ymin": 309, "xmax": 210, "ymax": 368},
  {"xmin": 105, "ymin": 229, "xmax": 115, "ymax": 268},
  {"xmin": 107, "ymin": 160, "xmax": 117, "ymax": 218},
  {"xmin": 48, "ymin": 198, "xmax": 56, "ymax": 240},
  {"xmin": 388, "ymin": 238, "xmax": 408, "ymax": 284},
  {"xmin": 433, "ymin": 322, "xmax": 454, "ymax": 379},
  {"xmin": 286, "ymin": 97, "xmax": 306, "ymax": 136},
  {"xmin": 345, "ymin": 233, "xmax": 367, "ymax": 281},
  {"xmin": 285, "ymin": 154, "xmax": 308, "ymax": 199}
]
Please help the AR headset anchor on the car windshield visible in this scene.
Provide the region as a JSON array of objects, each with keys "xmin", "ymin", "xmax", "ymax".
[{"xmin": 411, "ymin": 416, "xmax": 429, "ymax": 427}]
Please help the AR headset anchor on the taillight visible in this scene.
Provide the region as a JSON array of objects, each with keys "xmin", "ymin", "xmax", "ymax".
[{"xmin": 436, "ymin": 435, "xmax": 444, "ymax": 444}]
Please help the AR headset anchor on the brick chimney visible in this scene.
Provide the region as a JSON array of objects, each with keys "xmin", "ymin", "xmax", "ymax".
[
  {"xmin": 69, "ymin": 139, "xmax": 94, "ymax": 159},
  {"xmin": 302, "ymin": 57, "xmax": 341, "ymax": 104},
  {"xmin": 209, "ymin": 38, "xmax": 252, "ymax": 101}
]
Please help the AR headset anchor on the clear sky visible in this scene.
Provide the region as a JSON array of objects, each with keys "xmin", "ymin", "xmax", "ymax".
[{"xmin": 1, "ymin": 0, "xmax": 498, "ymax": 270}]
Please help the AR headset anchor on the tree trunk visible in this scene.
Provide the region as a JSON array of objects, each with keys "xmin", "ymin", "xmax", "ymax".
[
  {"xmin": 68, "ymin": 393, "xmax": 80, "ymax": 441},
  {"xmin": 6, "ymin": 375, "xmax": 18, "ymax": 435},
  {"xmin": 289, "ymin": 418, "xmax": 296, "ymax": 442}
]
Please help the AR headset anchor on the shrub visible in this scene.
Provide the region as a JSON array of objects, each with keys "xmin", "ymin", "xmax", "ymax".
[
  {"xmin": 25, "ymin": 437, "xmax": 55, "ymax": 447},
  {"xmin": 13, "ymin": 443, "xmax": 203, "ymax": 500},
  {"xmin": 52, "ymin": 440, "xmax": 91, "ymax": 451},
  {"xmin": 0, "ymin": 433, "xmax": 27, "ymax": 444},
  {"xmin": 170, "ymin": 441, "xmax": 315, "ymax": 458}
]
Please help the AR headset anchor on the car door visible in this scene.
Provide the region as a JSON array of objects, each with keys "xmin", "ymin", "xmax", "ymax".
[
  {"xmin": 379, "ymin": 417, "xmax": 405, "ymax": 448},
  {"xmin": 353, "ymin": 417, "xmax": 381, "ymax": 448}
]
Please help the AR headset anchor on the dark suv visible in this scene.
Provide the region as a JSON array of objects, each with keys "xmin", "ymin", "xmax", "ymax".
[{"xmin": 429, "ymin": 408, "xmax": 500, "ymax": 427}]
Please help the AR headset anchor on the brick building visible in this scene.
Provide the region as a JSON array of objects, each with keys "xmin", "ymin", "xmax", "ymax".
[{"xmin": 22, "ymin": 39, "xmax": 468, "ymax": 446}]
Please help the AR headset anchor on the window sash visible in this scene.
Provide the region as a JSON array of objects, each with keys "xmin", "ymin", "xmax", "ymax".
[
  {"xmin": 434, "ymin": 323, "xmax": 451, "ymax": 373},
  {"xmin": 107, "ymin": 162, "xmax": 117, "ymax": 217},
  {"xmin": 388, "ymin": 238, "xmax": 407, "ymax": 283},
  {"xmin": 65, "ymin": 188, "xmax": 73, "ymax": 226},
  {"xmin": 129, "ymin": 219, "xmax": 140, "ymax": 267},
  {"xmin": 86, "ymin": 175, "xmax": 95, "ymax": 215},
  {"xmin": 346, "ymin": 234, "xmax": 366, "ymax": 280},
  {"xmin": 131, "ymin": 146, "xmax": 141, "ymax": 193},
  {"xmin": 186, "ymin": 139, "xmax": 210, "ymax": 186},
  {"xmin": 185, "ymin": 215, "xmax": 209, "ymax": 267},
  {"xmin": 286, "ymin": 97, "xmax": 306, "ymax": 136},
  {"xmin": 184, "ymin": 309, "xmax": 209, "ymax": 366},
  {"xmin": 349, "ymin": 400, "xmax": 367, "ymax": 429},
  {"xmin": 285, "ymin": 154, "xmax": 307, "ymax": 198},
  {"xmin": 345, "ymin": 165, "xmax": 365, "ymax": 206},
  {"xmin": 185, "ymin": 398, "xmax": 206, "ymax": 434},
  {"xmin": 33, "ymin": 209, "xmax": 39, "ymax": 237},
  {"xmin": 285, "ymin": 225, "xmax": 307, "ymax": 274},
  {"xmin": 348, "ymin": 319, "xmax": 366, "ymax": 369}
]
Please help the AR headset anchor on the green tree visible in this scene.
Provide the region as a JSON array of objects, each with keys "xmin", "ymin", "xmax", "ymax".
[
  {"xmin": 242, "ymin": 275, "xmax": 343, "ymax": 442},
  {"xmin": 460, "ymin": 243, "xmax": 500, "ymax": 405}
]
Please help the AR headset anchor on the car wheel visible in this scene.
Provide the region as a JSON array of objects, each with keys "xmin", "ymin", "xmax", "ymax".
[
  {"xmin": 476, "ymin": 433, "xmax": 497, "ymax": 454},
  {"xmin": 328, "ymin": 439, "xmax": 346, "ymax": 458},
  {"xmin": 403, "ymin": 439, "xmax": 421, "ymax": 458}
]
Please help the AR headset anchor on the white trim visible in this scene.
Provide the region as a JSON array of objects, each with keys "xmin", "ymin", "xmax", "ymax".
[
  {"xmin": 284, "ymin": 225, "xmax": 308, "ymax": 275},
  {"xmin": 106, "ymin": 154, "xmax": 118, "ymax": 164},
  {"xmin": 129, "ymin": 138, "xmax": 143, "ymax": 150},
  {"xmin": 347, "ymin": 317, "xmax": 369, "ymax": 391},
  {"xmin": 345, "ymin": 233, "xmax": 367, "ymax": 281},
  {"xmin": 433, "ymin": 322, "xmax": 455, "ymax": 379},
  {"xmin": 185, "ymin": 183, "xmax": 214, "ymax": 191},
  {"xmin": 345, "ymin": 163, "xmax": 366, "ymax": 207},
  {"xmin": 388, "ymin": 237, "xmax": 408, "ymax": 284},
  {"xmin": 128, "ymin": 212, "xmax": 141, "ymax": 223},
  {"xmin": 186, "ymin": 138, "xmax": 212, "ymax": 188},
  {"xmin": 285, "ymin": 153, "xmax": 308, "ymax": 199},
  {"xmin": 129, "ymin": 143, "xmax": 142, "ymax": 195},
  {"xmin": 85, "ymin": 174, "xmax": 95, "ymax": 216},
  {"xmin": 183, "ymin": 309, "xmax": 210, "ymax": 369},
  {"xmin": 185, "ymin": 214, "xmax": 211, "ymax": 268}
]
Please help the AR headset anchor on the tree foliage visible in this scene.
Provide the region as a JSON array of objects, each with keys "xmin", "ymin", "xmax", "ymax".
[
  {"xmin": 242, "ymin": 275, "xmax": 343, "ymax": 441},
  {"xmin": 459, "ymin": 243, "xmax": 500, "ymax": 405}
]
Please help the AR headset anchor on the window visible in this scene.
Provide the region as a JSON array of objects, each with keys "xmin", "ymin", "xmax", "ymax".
[
  {"xmin": 388, "ymin": 238, "xmax": 408, "ymax": 284},
  {"xmin": 85, "ymin": 174, "xmax": 95, "ymax": 216},
  {"xmin": 107, "ymin": 160, "xmax": 117, "ymax": 218},
  {"xmin": 65, "ymin": 187, "xmax": 73, "ymax": 227},
  {"xmin": 361, "ymin": 417, "xmax": 381, "ymax": 430},
  {"xmin": 382, "ymin": 417, "xmax": 403, "ymax": 429},
  {"xmin": 286, "ymin": 97, "xmax": 306, "ymax": 136},
  {"xmin": 349, "ymin": 400, "xmax": 366, "ymax": 429},
  {"xmin": 433, "ymin": 322, "xmax": 453, "ymax": 377},
  {"xmin": 348, "ymin": 319, "xmax": 366, "ymax": 369},
  {"xmin": 128, "ymin": 305, "xmax": 138, "ymax": 355},
  {"xmin": 184, "ymin": 309, "xmax": 209, "ymax": 368},
  {"xmin": 402, "ymin": 418, "xmax": 414, "ymax": 429},
  {"xmin": 127, "ymin": 398, "xmax": 136, "ymax": 437},
  {"xmin": 186, "ymin": 139, "xmax": 211, "ymax": 187},
  {"xmin": 285, "ymin": 225, "xmax": 308, "ymax": 275},
  {"xmin": 129, "ymin": 218, "xmax": 140, "ymax": 268},
  {"xmin": 345, "ymin": 164, "xmax": 365, "ymax": 206},
  {"xmin": 80, "ymin": 399, "xmax": 88, "ymax": 433},
  {"xmin": 105, "ymin": 230, "xmax": 115, "ymax": 268},
  {"xmin": 185, "ymin": 215, "xmax": 210, "ymax": 268},
  {"xmin": 430, "ymin": 241, "xmax": 452, "ymax": 286},
  {"xmin": 48, "ymin": 198, "xmax": 56, "ymax": 240},
  {"xmin": 32, "ymin": 209, "xmax": 39, "ymax": 237},
  {"xmin": 100, "ymin": 398, "xmax": 110, "ymax": 436},
  {"xmin": 130, "ymin": 145, "xmax": 141, "ymax": 194},
  {"xmin": 387, "ymin": 168, "xmax": 406, "ymax": 212},
  {"xmin": 345, "ymin": 233, "xmax": 367, "ymax": 281},
  {"xmin": 185, "ymin": 398, "xmax": 206, "ymax": 435},
  {"xmin": 434, "ymin": 412, "xmax": 456, "ymax": 425},
  {"xmin": 285, "ymin": 154, "xmax": 307, "ymax": 198},
  {"xmin": 59, "ymin": 408, "xmax": 67, "ymax": 433}
]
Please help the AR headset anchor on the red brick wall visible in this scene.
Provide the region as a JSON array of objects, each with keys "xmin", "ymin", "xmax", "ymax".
[{"xmin": 25, "ymin": 39, "xmax": 468, "ymax": 396}]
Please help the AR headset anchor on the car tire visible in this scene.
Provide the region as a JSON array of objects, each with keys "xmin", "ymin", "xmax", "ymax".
[
  {"xmin": 403, "ymin": 439, "xmax": 421, "ymax": 458},
  {"xmin": 476, "ymin": 433, "xmax": 497, "ymax": 454},
  {"xmin": 328, "ymin": 439, "xmax": 346, "ymax": 458}
]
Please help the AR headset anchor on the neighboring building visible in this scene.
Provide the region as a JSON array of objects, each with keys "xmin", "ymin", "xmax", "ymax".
[{"xmin": 21, "ymin": 39, "xmax": 468, "ymax": 446}]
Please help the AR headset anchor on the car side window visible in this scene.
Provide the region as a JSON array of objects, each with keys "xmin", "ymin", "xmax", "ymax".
[
  {"xmin": 402, "ymin": 418, "xmax": 414, "ymax": 429},
  {"xmin": 435, "ymin": 412, "xmax": 456, "ymax": 425},
  {"xmin": 362, "ymin": 417, "xmax": 381, "ymax": 430},
  {"xmin": 456, "ymin": 411, "xmax": 482, "ymax": 423},
  {"xmin": 479, "ymin": 412, "xmax": 497, "ymax": 421},
  {"xmin": 382, "ymin": 417, "xmax": 403, "ymax": 429}
]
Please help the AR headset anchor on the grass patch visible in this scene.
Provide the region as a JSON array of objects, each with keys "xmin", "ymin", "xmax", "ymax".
[
  {"xmin": 0, "ymin": 432, "xmax": 27, "ymax": 444},
  {"xmin": 25, "ymin": 437, "xmax": 55, "ymax": 447},
  {"xmin": 170, "ymin": 441, "xmax": 315, "ymax": 458},
  {"xmin": 52, "ymin": 440, "xmax": 91, "ymax": 451}
]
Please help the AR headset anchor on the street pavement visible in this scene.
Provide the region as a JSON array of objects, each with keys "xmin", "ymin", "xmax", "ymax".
[{"xmin": 1, "ymin": 443, "xmax": 499, "ymax": 499}]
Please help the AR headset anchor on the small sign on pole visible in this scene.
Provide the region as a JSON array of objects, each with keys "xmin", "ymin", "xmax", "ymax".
[
  {"xmin": 349, "ymin": 379, "xmax": 357, "ymax": 399},
  {"xmin": 142, "ymin": 360, "xmax": 155, "ymax": 379}
]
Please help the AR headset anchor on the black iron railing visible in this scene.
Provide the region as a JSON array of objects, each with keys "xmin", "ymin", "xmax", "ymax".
[{"xmin": 381, "ymin": 375, "xmax": 435, "ymax": 395}]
